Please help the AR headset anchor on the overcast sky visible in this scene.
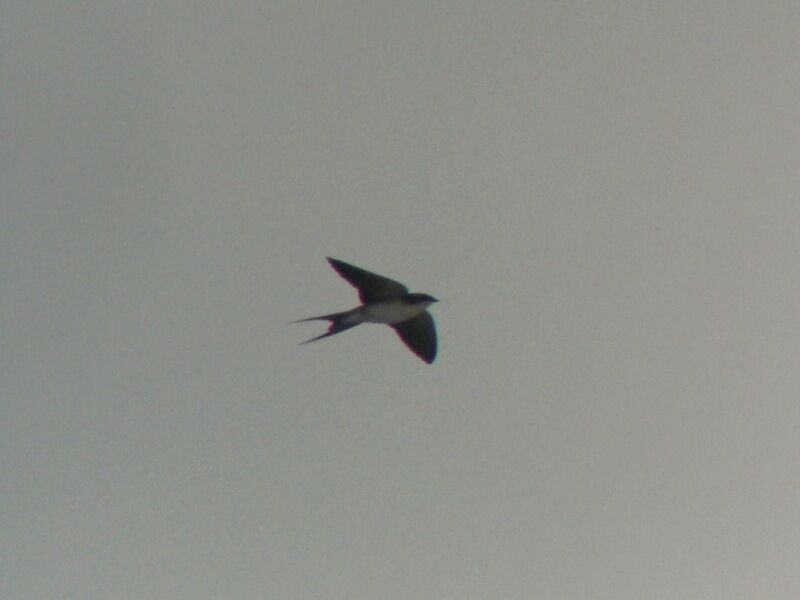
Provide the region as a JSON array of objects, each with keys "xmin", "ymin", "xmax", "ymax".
[{"xmin": 3, "ymin": 2, "xmax": 800, "ymax": 599}]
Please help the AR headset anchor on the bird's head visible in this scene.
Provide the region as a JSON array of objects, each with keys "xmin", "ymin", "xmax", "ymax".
[{"xmin": 406, "ymin": 293, "xmax": 438, "ymax": 308}]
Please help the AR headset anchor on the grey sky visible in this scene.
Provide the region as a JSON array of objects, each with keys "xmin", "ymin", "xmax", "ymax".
[{"xmin": 3, "ymin": 2, "xmax": 800, "ymax": 598}]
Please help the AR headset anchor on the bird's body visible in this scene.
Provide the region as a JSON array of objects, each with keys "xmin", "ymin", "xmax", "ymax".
[
  {"xmin": 359, "ymin": 299, "xmax": 433, "ymax": 324},
  {"xmin": 296, "ymin": 258, "xmax": 439, "ymax": 364}
]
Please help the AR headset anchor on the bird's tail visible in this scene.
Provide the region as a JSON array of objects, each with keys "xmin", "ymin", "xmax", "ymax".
[{"xmin": 293, "ymin": 309, "xmax": 359, "ymax": 344}]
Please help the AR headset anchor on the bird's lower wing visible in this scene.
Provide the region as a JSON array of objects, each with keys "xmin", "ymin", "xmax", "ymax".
[{"xmin": 390, "ymin": 312, "xmax": 437, "ymax": 364}]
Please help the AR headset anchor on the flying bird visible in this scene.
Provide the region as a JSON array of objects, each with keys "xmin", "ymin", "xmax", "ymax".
[{"xmin": 296, "ymin": 257, "xmax": 438, "ymax": 364}]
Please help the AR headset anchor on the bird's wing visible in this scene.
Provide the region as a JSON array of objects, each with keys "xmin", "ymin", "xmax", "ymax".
[
  {"xmin": 391, "ymin": 312, "xmax": 437, "ymax": 364},
  {"xmin": 327, "ymin": 257, "xmax": 408, "ymax": 302}
]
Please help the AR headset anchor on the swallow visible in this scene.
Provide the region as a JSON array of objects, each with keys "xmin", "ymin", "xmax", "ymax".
[{"xmin": 296, "ymin": 258, "xmax": 438, "ymax": 364}]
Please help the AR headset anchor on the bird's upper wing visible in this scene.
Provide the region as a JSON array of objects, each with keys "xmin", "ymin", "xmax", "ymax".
[
  {"xmin": 327, "ymin": 257, "xmax": 408, "ymax": 302},
  {"xmin": 391, "ymin": 312, "xmax": 437, "ymax": 364}
]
